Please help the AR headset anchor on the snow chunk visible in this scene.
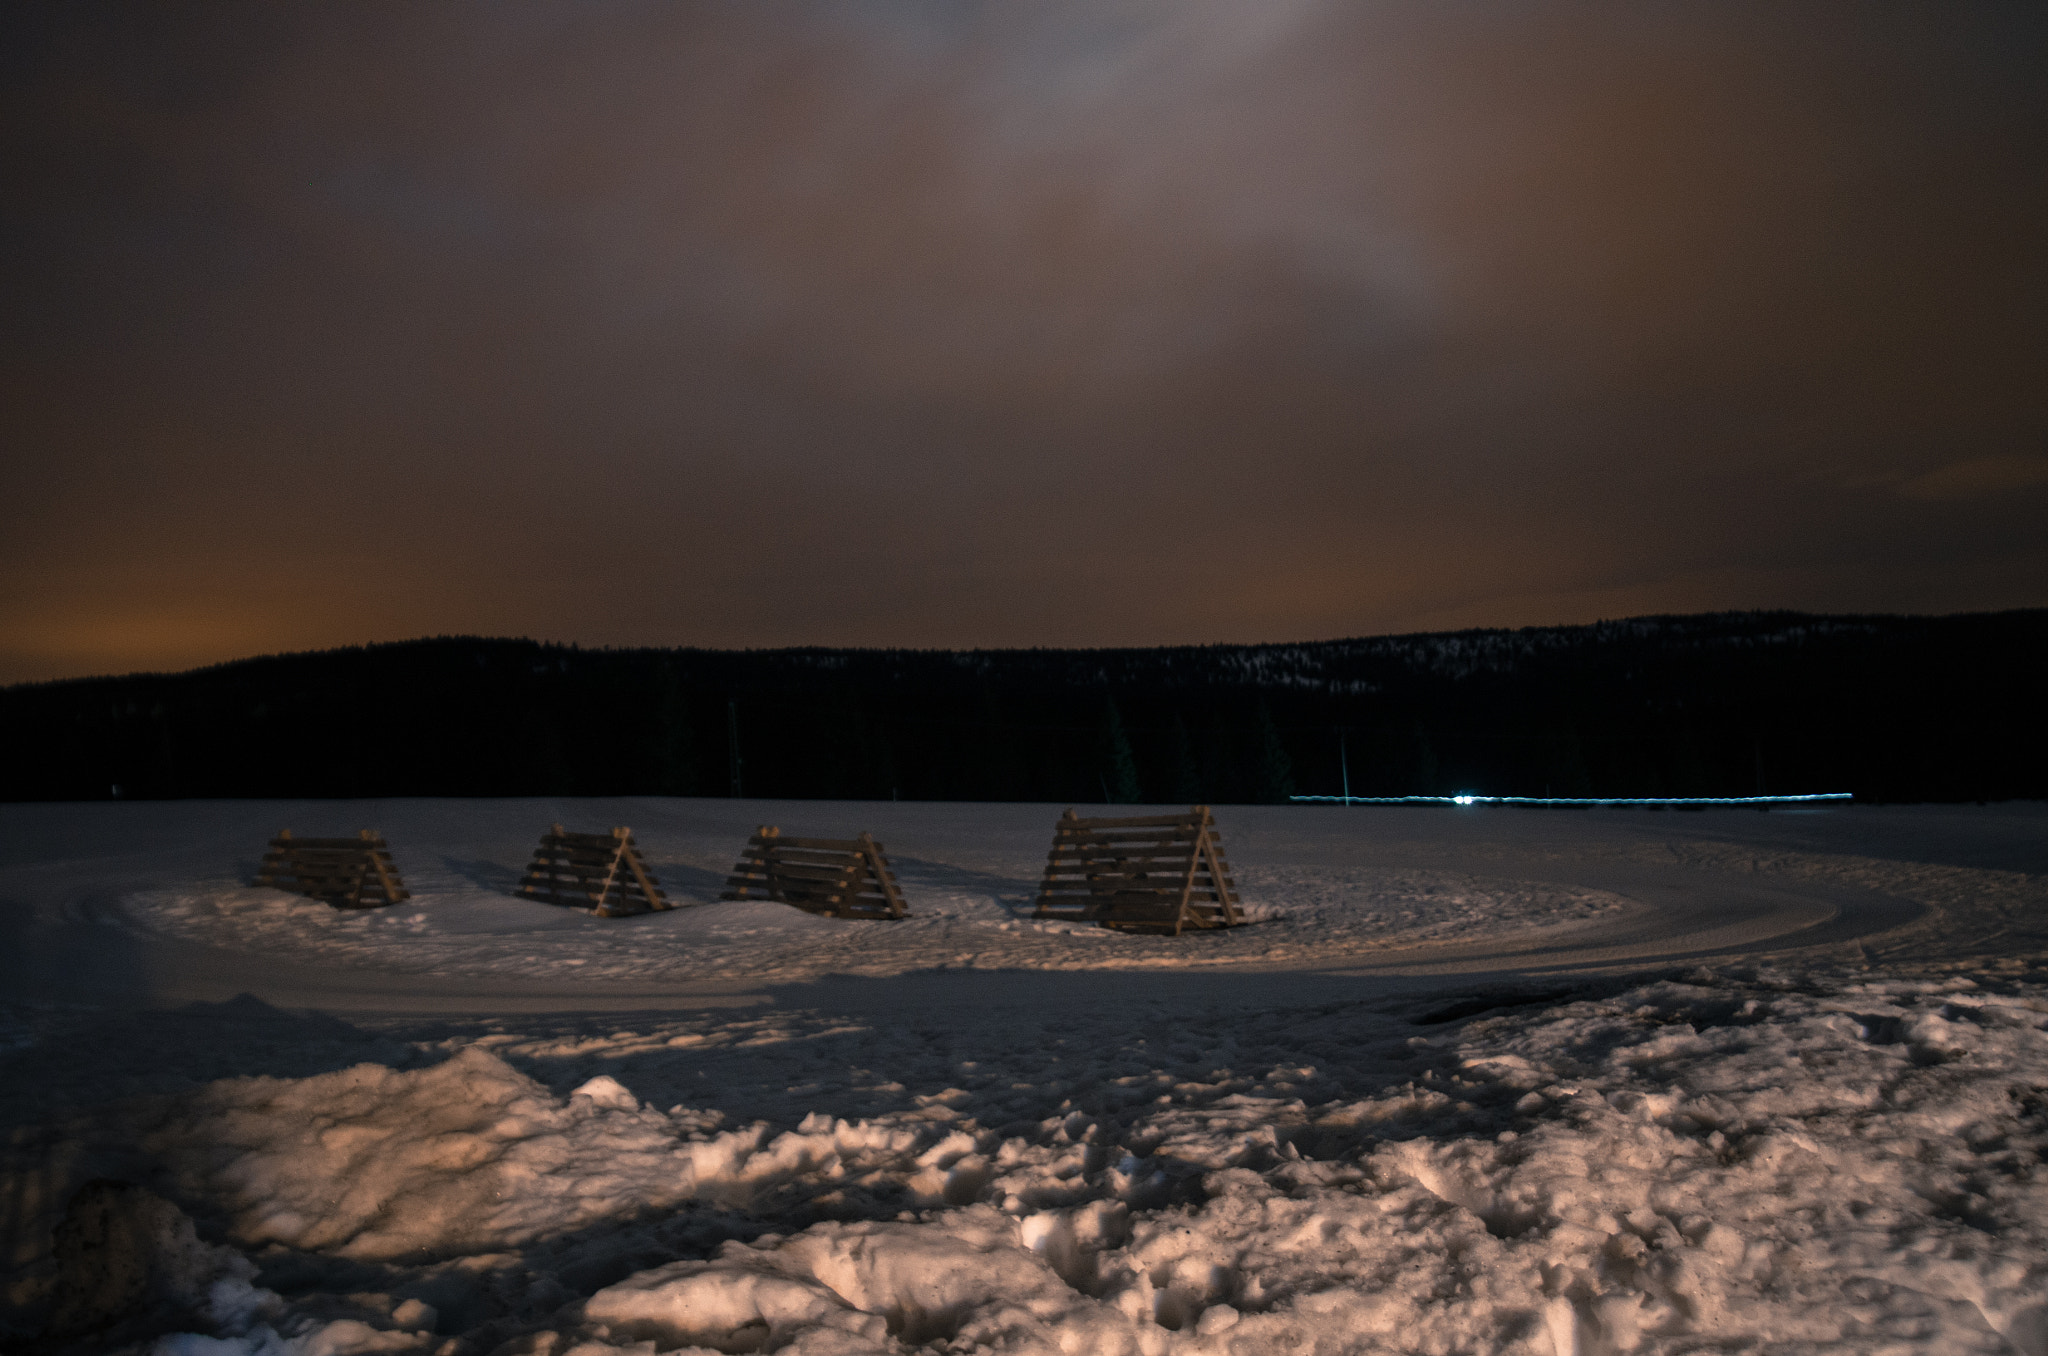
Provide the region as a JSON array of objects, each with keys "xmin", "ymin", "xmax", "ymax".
[
  {"xmin": 568, "ymin": 1075, "xmax": 638, "ymax": 1112},
  {"xmin": 141, "ymin": 1049, "xmax": 688, "ymax": 1259},
  {"xmin": 587, "ymin": 1207, "xmax": 1084, "ymax": 1351}
]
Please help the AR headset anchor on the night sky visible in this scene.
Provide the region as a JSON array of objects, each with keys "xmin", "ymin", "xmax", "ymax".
[{"xmin": 4, "ymin": 2, "xmax": 2045, "ymax": 685}]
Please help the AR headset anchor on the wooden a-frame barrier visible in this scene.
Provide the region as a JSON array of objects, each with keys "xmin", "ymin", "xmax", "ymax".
[
  {"xmin": 519, "ymin": 825, "xmax": 672, "ymax": 917},
  {"xmin": 720, "ymin": 827, "xmax": 909, "ymax": 919},
  {"xmin": 257, "ymin": 829, "xmax": 410, "ymax": 908},
  {"xmin": 1033, "ymin": 805, "xmax": 1243, "ymax": 935}
]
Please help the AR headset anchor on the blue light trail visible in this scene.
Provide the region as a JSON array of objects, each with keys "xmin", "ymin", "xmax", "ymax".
[{"xmin": 1289, "ymin": 792, "xmax": 1854, "ymax": 807}]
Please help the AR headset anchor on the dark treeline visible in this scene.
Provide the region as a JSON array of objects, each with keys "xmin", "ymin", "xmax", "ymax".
[{"xmin": 3, "ymin": 610, "xmax": 2043, "ymax": 804}]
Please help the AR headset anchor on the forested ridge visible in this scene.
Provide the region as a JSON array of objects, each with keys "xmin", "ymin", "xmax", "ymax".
[{"xmin": 4, "ymin": 609, "xmax": 2042, "ymax": 804}]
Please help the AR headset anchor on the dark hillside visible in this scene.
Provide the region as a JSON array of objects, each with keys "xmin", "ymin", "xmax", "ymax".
[{"xmin": 2, "ymin": 610, "xmax": 2042, "ymax": 804}]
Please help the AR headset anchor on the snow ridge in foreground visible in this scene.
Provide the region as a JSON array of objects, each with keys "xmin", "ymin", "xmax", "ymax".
[{"xmin": 12, "ymin": 964, "xmax": 2048, "ymax": 1355}]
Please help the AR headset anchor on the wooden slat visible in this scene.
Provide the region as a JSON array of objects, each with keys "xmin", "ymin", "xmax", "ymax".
[
  {"xmin": 1057, "ymin": 864, "xmax": 1188, "ymax": 876},
  {"xmin": 524, "ymin": 859, "xmax": 624, "ymax": 875},
  {"xmin": 733, "ymin": 840, "xmax": 874, "ymax": 859},
  {"xmin": 268, "ymin": 837, "xmax": 392, "ymax": 851},
  {"xmin": 1055, "ymin": 812, "xmax": 1209, "ymax": 830},
  {"xmin": 1196, "ymin": 821, "xmax": 1241, "ymax": 928},
  {"xmin": 728, "ymin": 838, "xmax": 853, "ymax": 854},
  {"xmin": 729, "ymin": 848, "xmax": 873, "ymax": 870},
  {"xmin": 1047, "ymin": 845, "xmax": 1199, "ymax": 857},
  {"xmin": 1049, "ymin": 828, "xmax": 1201, "ymax": 844},
  {"xmin": 1047, "ymin": 838, "xmax": 1199, "ymax": 852},
  {"xmin": 1047, "ymin": 873, "xmax": 1195, "ymax": 885},
  {"xmin": 530, "ymin": 845, "xmax": 627, "ymax": 864},
  {"xmin": 527, "ymin": 871, "xmax": 609, "ymax": 889},
  {"xmin": 539, "ymin": 849, "xmax": 623, "ymax": 864},
  {"xmin": 739, "ymin": 860, "xmax": 872, "ymax": 886},
  {"xmin": 744, "ymin": 834, "xmax": 871, "ymax": 852},
  {"xmin": 1045, "ymin": 871, "xmax": 1202, "ymax": 884}
]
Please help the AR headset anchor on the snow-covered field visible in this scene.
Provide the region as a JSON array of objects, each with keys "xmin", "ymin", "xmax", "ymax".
[{"xmin": 3, "ymin": 798, "xmax": 2046, "ymax": 1355}]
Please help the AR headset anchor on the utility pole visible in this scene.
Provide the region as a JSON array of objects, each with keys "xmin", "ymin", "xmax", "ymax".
[
  {"xmin": 1339, "ymin": 730, "xmax": 1351, "ymax": 804},
  {"xmin": 727, "ymin": 699, "xmax": 743, "ymax": 798}
]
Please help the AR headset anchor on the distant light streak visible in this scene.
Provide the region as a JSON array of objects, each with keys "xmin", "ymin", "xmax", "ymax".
[{"xmin": 1290, "ymin": 792, "xmax": 1855, "ymax": 807}]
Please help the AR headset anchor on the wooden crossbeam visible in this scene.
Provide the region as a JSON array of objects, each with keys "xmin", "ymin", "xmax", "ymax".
[
  {"xmin": 1032, "ymin": 805, "xmax": 1242, "ymax": 935},
  {"xmin": 720, "ymin": 826, "xmax": 909, "ymax": 919},
  {"xmin": 256, "ymin": 829, "xmax": 410, "ymax": 908},
  {"xmin": 519, "ymin": 824, "xmax": 672, "ymax": 917}
]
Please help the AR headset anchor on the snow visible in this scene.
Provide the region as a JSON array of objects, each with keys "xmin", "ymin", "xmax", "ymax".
[
  {"xmin": 2, "ymin": 798, "xmax": 2046, "ymax": 1354},
  {"xmin": 119, "ymin": 864, "xmax": 1630, "ymax": 986}
]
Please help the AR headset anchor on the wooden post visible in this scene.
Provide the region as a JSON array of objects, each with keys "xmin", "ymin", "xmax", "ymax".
[
  {"xmin": 362, "ymin": 829, "xmax": 402, "ymax": 907},
  {"xmin": 759, "ymin": 826, "xmax": 782, "ymax": 901},
  {"xmin": 1170, "ymin": 815, "xmax": 1203, "ymax": 938},
  {"xmin": 588, "ymin": 827, "xmax": 626, "ymax": 906},
  {"xmin": 548, "ymin": 824, "xmax": 566, "ymax": 905},
  {"xmin": 619, "ymin": 830, "xmax": 666, "ymax": 911},
  {"xmin": 859, "ymin": 831, "xmax": 908, "ymax": 917}
]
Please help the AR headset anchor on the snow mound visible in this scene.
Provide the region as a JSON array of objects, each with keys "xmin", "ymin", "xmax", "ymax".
[
  {"xmin": 139, "ymin": 1048, "xmax": 696, "ymax": 1260},
  {"xmin": 585, "ymin": 1207, "xmax": 1082, "ymax": 1351},
  {"xmin": 8, "ymin": 965, "xmax": 2048, "ymax": 1354}
]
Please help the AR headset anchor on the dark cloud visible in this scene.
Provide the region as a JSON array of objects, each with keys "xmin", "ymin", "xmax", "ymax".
[{"xmin": 3, "ymin": 0, "xmax": 2044, "ymax": 681}]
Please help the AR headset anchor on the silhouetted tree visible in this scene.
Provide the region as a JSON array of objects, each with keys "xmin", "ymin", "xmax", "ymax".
[
  {"xmin": 521, "ymin": 702, "xmax": 572, "ymax": 795},
  {"xmin": 1100, "ymin": 700, "xmax": 1141, "ymax": 803},
  {"xmin": 1169, "ymin": 712, "xmax": 1201, "ymax": 803},
  {"xmin": 6, "ymin": 612, "xmax": 2045, "ymax": 804},
  {"xmin": 1545, "ymin": 725, "xmax": 1591, "ymax": 797},
  {"xmin": 1412, "ymin": 720, "xmax": 1439, "ymax": 795},
  {"xmin": 653, "ymin": 662, "xmax": 695, "ymax": 795},
  {"xmin": 1253, "ymin": 702, "xmax": 1296, "ymax": 803}
]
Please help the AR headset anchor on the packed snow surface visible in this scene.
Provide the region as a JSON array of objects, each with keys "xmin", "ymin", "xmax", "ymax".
[
  {"xmin": 124, "ymin": 865, "xmax": 1629, "ymax": 984},
  {"xmin": 3, "ymin": 798, "xmax": 2046, "ymax": 1355}
]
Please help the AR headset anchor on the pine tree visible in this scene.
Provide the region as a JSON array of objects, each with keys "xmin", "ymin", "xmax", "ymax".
[
  {"xmin": 654, "ymin": 662, "xmax": 695, "ymax": 795},
  {"xmin": 1546, "ymin": 724, "xmax": 1591, "ymax": 797},
  {"xmin": 1253, "ymin": 701, "xmax": 1296, "ymax": 804},
  {"xmin": 1100, "ymin": 699, "xmax": 1142, "ymax": 804},
  {"xmin": 522, "ymin": 702, "xmax": 573, "ymax": 795},
  {"xmin": 1412, "ymin": 720, "xmax": 1439, "ymax": 796},
  {"xmin": 1170, "ymin": 711, "xmax": 1201, "ymax": 803}
]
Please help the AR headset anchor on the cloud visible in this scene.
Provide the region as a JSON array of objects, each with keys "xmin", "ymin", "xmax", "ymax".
[
  {"xmin": 1898, "ymin": 455, "xmax": 2048, "ymax": 502},
  {"xmin": 0, "ymin": 1, "xmax": 2044, "ymax": 680}
]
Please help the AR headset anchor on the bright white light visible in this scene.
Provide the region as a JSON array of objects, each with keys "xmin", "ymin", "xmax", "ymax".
[{"xmin": 1453, "ymin": 794, "xmax": 1476, "ymax": 805}]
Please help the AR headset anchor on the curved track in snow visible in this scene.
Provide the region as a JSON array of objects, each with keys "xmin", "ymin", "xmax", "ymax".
[{"xmin": 5, "ymin": 797, "xmax": 2022, "ymax": 1017}]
